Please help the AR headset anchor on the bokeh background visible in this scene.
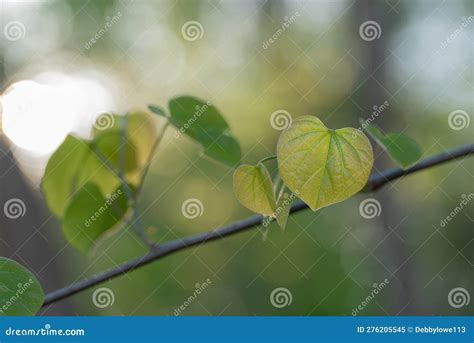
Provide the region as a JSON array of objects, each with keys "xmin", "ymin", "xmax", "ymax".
[{"xmin": 0, "ymin": 0, "xmax": 472, "ymax": 316}]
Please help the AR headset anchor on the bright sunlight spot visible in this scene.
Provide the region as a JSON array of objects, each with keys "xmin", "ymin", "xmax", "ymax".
[{"xmin": 1, "ymin": 72, "xmax": 116, "ymax": 155}]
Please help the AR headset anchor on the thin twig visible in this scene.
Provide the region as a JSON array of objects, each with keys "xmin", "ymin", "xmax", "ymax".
[
  {"xmin": 91, "ymin": 138, "xmax": 152, "ymax": 247},
  {"xmin": 42, "ymin": 143, "xmax": 474, "ymax": 307},
  {"xmin": 119, "ymin": 114, "xmax": 152, "ymax": 247}
]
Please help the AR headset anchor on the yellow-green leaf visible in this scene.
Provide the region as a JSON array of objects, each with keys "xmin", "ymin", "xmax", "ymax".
[
  {"xmin": 277, "ymin": 116, "xmax": 373, "ymax": 211},
  {"xmin": 92, "ymin": 112, "xmax": 158, "ymax": 184},
  {"xmin": 233, "ymin": 164, "xmax": 277, "ymax": 216}
]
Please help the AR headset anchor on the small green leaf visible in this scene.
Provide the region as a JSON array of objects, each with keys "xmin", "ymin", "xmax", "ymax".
[
  {"xmin": 0, "ymin": 257, "xmax": 44, "ymax": 316},
  {"xmin": 63, "ymin": 182, "xmax": 130, "ymax": 253},
  {"xmin": 148, "ymin": 105, "xmax": 168, "ymax": 118},
  {"xmin": 277, "ymin": 116, "xmax": 373, "ymax": 211},
  {"xmin": 168, "ymin": 96, "xmax": 241, "ymax": 166},
  {"xmin": 233, "ymin": 163, "xmax": 277, "ymax": 216},
  {"xmin": 42, "ymin": 135, "xmax": 120, "ymax": 217},
  {"xmin": 275, "ymin": 188, "xmax": 294, "ymax": 230},
  {"xmin": 362, "ymin": 122, "xmax": 422, "ymax": 168}
]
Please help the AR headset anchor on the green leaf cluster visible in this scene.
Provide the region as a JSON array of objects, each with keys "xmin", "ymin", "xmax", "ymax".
[{"xmin": 41, "ymin": 96, "xmax": 240, "ymax": 253}]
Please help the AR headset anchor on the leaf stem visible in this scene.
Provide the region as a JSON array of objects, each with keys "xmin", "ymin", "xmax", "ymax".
[
  {"xmin": 135, "ymin": 120, "xmax": 170, "ymax": 198},
  {"xmin": 259, "ymin": 155, "xmax": 277, "ymax": 164},
  {"xmin": 117, "ymin": 114, "xmax": 153, "ymax": 248}
]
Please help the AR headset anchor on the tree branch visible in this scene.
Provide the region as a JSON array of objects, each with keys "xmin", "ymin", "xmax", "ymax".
[{"xmin": 42, "ymin": 143, "xmax": 474, "ymax": 307}]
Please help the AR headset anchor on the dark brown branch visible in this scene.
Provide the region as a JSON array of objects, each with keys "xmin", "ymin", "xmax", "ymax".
[{"xmin": 42, "ymin": 143, "xmax": 474, "ymax": 307}]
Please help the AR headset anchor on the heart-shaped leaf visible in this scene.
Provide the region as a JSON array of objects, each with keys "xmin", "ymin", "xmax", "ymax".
[
  {"xmin": 63, "ymin": 182, "xmax": 130, "ymax": 253},
  {"xmin": 233, "ymin": 163, "xmax": 276, "ymax": 216},
  {"xmin": 0, "ymin": 257, "xmax": 44, "ymax": 316},
  {"xmin": 363, "ymin": 122, "xmax": 422, "ymax": 169},
  {"xmin": 277, "ymin": 116, "xmax": 373, "ymax": 211},
  {"xmin": 167, "ymin": 96, "xmax": 241, "ymax": 166}
]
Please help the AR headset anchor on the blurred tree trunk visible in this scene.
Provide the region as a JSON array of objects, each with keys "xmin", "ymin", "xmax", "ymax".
[
  {"xmin": 0, "ymin": 138, "xmax": 75, "ymax": 315},
  {"xmin": 1, "ymin": 47, "xmax": 74, "ymax": 315},
  {"xmin": 353, "ymin": 0, "xmax": 419, "ymax": 315}
]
